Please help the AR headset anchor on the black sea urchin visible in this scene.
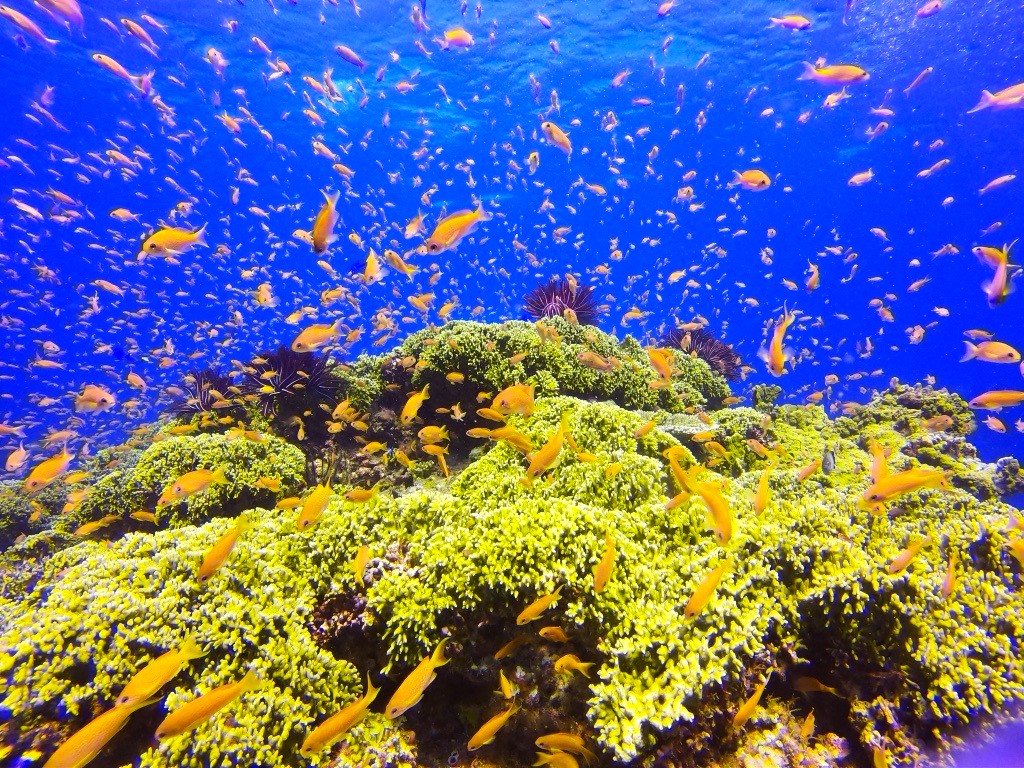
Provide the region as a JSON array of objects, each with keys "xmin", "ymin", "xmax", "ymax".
[
  {"xmin": 523, "ymin": 278, "xmax": 601, "ymax": 325},
  {"xmin": 664, "ymin": 327, "xmax": 742, "ymax": 381},
  {"xmin": 239, "ymin": 346, "xmax": 341, "ymax": 420},
  {"xmin": 169, "ymin": 368, "xmax": 237, "ymax": 416}
]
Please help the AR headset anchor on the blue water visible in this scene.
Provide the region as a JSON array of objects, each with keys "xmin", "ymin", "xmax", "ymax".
[{"xmin": 2, "ymin": 0, "xmax": 1023, "ymax": 461}]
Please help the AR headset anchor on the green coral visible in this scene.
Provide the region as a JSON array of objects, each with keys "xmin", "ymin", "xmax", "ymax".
[
  {"xmin": 0, "ymin": 506, "xmax": 378, "ymax": 767},
  {"xmin": 397, "ymin": 318, "xmax": 731, "ymax": 412},
  {"xmin": 3, "ymin": 376, "xmax": 1024, "ymax": 768},
  {"xmin": 133, "ymin": 432, "xmax": 306, "ymax": 526}
]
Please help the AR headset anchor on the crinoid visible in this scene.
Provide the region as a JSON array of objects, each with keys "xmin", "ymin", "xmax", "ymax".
[
  {"xmin": 663, "ymin": 327, "xmax": 742, "ymax": 382},
  {"xmin": 238, "ymin": 345, "xmax": 341, "ymax": 421},
  {"xmin": 523, "ymin": 277, "xmax": 601, "ymax": 325},
  {"xmin": 169, "ymin": 368, "xmax": 237, "ymax": 417}
]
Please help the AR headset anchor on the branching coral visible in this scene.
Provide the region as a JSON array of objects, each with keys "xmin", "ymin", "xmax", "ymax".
[{"xmin": 1, "ymin": 342, "xmax": 1022, "ymax": 768}]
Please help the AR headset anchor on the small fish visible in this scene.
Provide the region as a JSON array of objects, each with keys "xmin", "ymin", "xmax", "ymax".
[
  {"xmin": 157, "ymin": 467, "xmax": 229, "ymax": 508},
  {"xmin": 729, "ymin": 169, "xmax": 771, "ymax": 191},
  {"xmin": 197, "ymin": 514, "xmax": 252, "ymax": 583},
  {"xmin": 769, "ymin": 15, "xmax": 811, "ymax": 30},
  {"xmin": 862, "ymin": 468, "xmax": 949, "ymax": 505},
  {"xmin": 593, "ymin": 534, "xmax": 615, "ymax": 593},
  {"xmin": 732, "ymin": 671, "xmax": 772, "ymax": 728},
  {"xmin": 535, "ymin": 734, "xmax": 597, "ymax": 764},
  {"xmin": 961, "ymin": 340, "xmax": 1020, "ymax": 363},
  {"xmin": 401, "ymin": 384, "xmax": 431, "ymax": 425},
  {"xmin": 311, "ymin": 190, "xmax": 342, "ymax": 254},
  {"xmin": 793, "ymin": 676, "xmax": 842, "ymax": 696},
  {"xmin": 467, "ymin": 703, "xmax": 520, "ymax": 751},
  {"xmin": 155, "ymin": 670, "xmax": 262, "ymax": 739},
  {"xmin": 821, "ymin": 447, "xmax": 836, "ymax": 475},
  {"xmin": 888, "ymin": 537, "xmax": 933, "ymax": 574},
  {"xmin": 553, "ymin": 654, "xmax": 594, "ymax": 678},
  {"xmin": 74, "ymin": 384, "xmax": 116, "ymax": 413},
  {"xmin": 296, "ymin": 484, "xmax": 332, "ymax": 531},
  {"xmin": 352, "ymin": 545, "xmax": 370, "ymax": 586},
  {"xmin": 541, "ymin": 121, "xmax": 572, "ymax": 155},
  {"xmin": 493, "ymin": 382, "xmax": 535, "ymax": 416},
  {"xmin": 967, "ymin": 81, "xmax": 1024, "ymax": 114},
  {"xmin": 799, "ymin": 63, "xmax": 869, "ymax": 85},
  {"xmin": 300, "ymin": 674, "xmax": 379, "ymax": 756},
  {"xmin": 420, "ymin": 204, "xmax": 491, "ymax": 255},
  {"xmin": 141, "ymin": 224, "xmax": 207, "ymax": 256},
  {"xmin": 968, "ymin": 390, "xmax": 1024, "ymax": 410},
  {"xmin": 43, "ymin": 697, "xmax": 158, "ymax": 768},
  {"xmin": 292, "ymin": 320, "xmax": 344, "ymax": 353},
  {"xmin": 538, "ymin": 626, "xmax": 570, "ymax": 642},
  {"xmin": 116, "ymin": 636, "xmax": 207, "ymax": 707},
  {"xmin": 523, "ymin": 413, "xmax": 568, "ymax": 486},
  {"xmin": 684, "ymin": 559, "xmax": 730, "ymax": 617},
  {"xmin": 759, "ymin": 304, "xmax": 797, "ymax": 377},
  {"xmin": 516, "ymin": 585, "xmax": 563, "ymax": 625},
  {"xmin": 385, "ymin": 638, "xmax": 450, "ymax": 718}
]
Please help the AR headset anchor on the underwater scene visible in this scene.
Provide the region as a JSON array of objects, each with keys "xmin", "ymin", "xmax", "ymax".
[{"xmin": 2, "ymin": 0, "xmax": 1024, "ymax": 766}]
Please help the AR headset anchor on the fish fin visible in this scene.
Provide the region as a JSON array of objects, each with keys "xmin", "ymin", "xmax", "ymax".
[
  {"xmin": 960, "ymin": 341, "xmax": 977, "ymax": 362},
  {"xmin": 967, "ymin": 90, "xmax": 995, "ymax": 114}
]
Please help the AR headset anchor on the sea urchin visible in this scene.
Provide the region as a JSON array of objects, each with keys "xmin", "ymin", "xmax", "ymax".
[
  {"xmin": 523, "ymin": 277, "xmax": 601, "ymax": 325},
  {"xmin": 663, "ymin": 327, "xmax": 742, "ymax": 382}
]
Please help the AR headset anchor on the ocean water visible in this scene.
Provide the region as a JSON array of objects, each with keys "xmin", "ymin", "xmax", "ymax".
[{"xmin": 2, "ymin": 0, "xmax": 1024, "ymax": 765}]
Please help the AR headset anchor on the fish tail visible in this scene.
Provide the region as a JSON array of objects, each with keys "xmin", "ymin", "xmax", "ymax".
[
  {"xmin": 967, "ymin": 90, "xmax": 995, "ymax": 114},
  {"xmin": 180, "ymin": 634, "xmax": 208, "ymax": 660},
  {"xmin": 475, "ymin": 201, "xmax": 493, "ymax": 221},
  {"xmin": 798, "ymin": 62, "xmax": 817, "ymax": 81},
  {"xmin": 430, "ymin": 637, "xmax": 450, "ymax": 668},
  {"xmin": 960, "ymin": 341, "xmax": 977, "ymax": 362},
  {"xmin": 193, "ymin": 223, "xmax": 208, "ymax": 246},
  {"xmin": 210, "ymin": 466, "xmax": 229, "ymax": 485},
  {"xmin": 235, "ymin": 512, "xmax": 254, "ymax": 533},
  {"xmin": 239, "ymin": 669, "xmax": 264, "ymax": 692}
]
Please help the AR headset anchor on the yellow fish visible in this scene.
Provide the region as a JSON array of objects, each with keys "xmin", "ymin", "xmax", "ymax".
[
  {"xmin": 300, "ymin": 674, "xmax": 380, "ymax": 756},
  {"xmin": 729, "ymin": 169, "xmax": 771, "ymax": 191},
  {"xmin": 197, "ymin": 514, "xmax": 253, "ymax": 583},
  {"xmin": 311, "ymin": 190, "xmax": 342, "ymax": 254},
  {"xmin": 798, "ymin": 63, "xmax": 869, "ymax": 85},
  {"xmin": 155, "ymin": 670, "xmax": 262, "ymax": 739},
  {"xmin": 468, "ymin": 703, "xmax": 520, "ymax": 751},
  {"xmin": 492, "ymin": 382, "xmax": 535, "ymax": 416},
  {"xmin": 401, "ymin": 384, "xmax": 430, "ymax": 425},
  {"xmin": 296, "ymin": 484, "xmax": 332, "ymax": 532},
  {"xmin": 420, "ymin": 203, "xmax": 492, "ymax": 255},
  {"xmin": 23, "ymin": 449, "xmax": 73, "ymax": 494},
  {"xmin": 887, "ymin": 536, "xmax": 932, "ymax": 574},
  {"xmin": 42, "ymin": 697, "xmax": 158, "ymax": 768},
  {"xmin": 593, "ymin": 534, "xmax": 615, "ymax": 593},
  {"xmin": 862, "ymin": 468, "xmax": 949, "ymax": 505},
  {"xmin": 116, "ymin": 636, "xmax": 207, "ymax": 707},
  {"xmin": 732, "ymin": 671, "xmax": 772, "ymax": 728},
  {"xmin": 535, "ymin": 734, "xmax": 597, "ymax": 764},
  {"xmin": 352, "ymin": 544, "xmax": 371, "ymax": 586},
  {"xmin": 684, "ymin": 559, "xmax": 730, "ymax": 617},
  {"xmin": 541, "ymin": 121, "xmax": 572, "ymax": 155},
  {"xmin": 759, "ymin": 304, "xmax": 797, "ymax": 377},
  {"xmin": 553, "ymin": 654, "xmax": 593, "ymax": 678},
  {"xmin": 157, "ymin": 467, "xmax": 228, "ymax": 507},
  {"xmin": 141, "ymin": 224, "xmax": 208, "ymax": 256},
  {"xmin": 691, "ymin": 479, "xmax": 732, "ymax": 545},
  {"xmin": 523, "ymin": 413, "xmax": 568, "ymax": 486},
  {"xmin": 516, "ymin": 585, "xmax": 563, "ymax": 625},
  {"xmin": 291, "ymin": 320, "xmax": 343, "ymax": 353},
  {"xmin": 385, "ymin": 638, "xmax": 450, "ymax": 718}
]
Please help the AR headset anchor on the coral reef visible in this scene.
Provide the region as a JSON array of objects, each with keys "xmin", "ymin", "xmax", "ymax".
[{"xmin": 1, "ymin": 326, "xmax": 1023, "ymax": 768}]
